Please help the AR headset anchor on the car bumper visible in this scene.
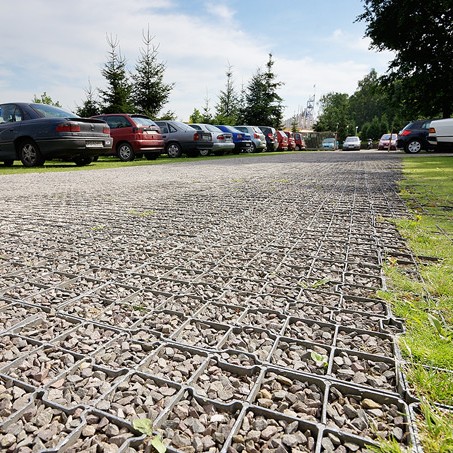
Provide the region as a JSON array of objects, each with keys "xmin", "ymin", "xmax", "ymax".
[
  {"xmin": 213, "ymin": 142, "xmax": 235, "ymax": 152},
  {"xmin": 235, "ymin": 141, "xmax": 252, "ymax": 151},
  {"xmin": 37, "ymin": 137, "xmax": 113, "ymax": 158},
  {"xmin": 131, "ymin": 139, "xmax": 164, "ymax": 154}
]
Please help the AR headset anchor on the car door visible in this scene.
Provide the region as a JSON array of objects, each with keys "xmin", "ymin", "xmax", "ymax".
[{"xmin": 0, "ymin": 104, "xmax": 23, "ymax": 159}]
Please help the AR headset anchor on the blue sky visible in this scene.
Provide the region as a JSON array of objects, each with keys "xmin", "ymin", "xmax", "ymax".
[{"xmin": 1, "ymin": 0, "xmax": 393, "ymax": 121}]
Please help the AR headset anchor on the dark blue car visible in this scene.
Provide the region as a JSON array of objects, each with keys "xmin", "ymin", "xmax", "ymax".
[
  {"xmin": 215, "ymin": 125, "xmax": 252, "ymax": 153},
  {"xmin": 0, "ymin": 103, "xmax": 113, "ymax": 167}
]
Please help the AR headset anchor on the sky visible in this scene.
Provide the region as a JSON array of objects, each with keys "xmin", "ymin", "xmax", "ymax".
[{"xmin": 1, "ymin": 0, "xmax": 394, "ymax": 122}]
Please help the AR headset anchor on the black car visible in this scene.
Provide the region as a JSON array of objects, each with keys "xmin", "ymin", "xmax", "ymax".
[
  {"xmin": 396, "ymin": 119, "xmax": 437, "ymax": 154},
  {"xmin": 0, "ymin": 103, "xmax": 112, "ymax": 167},
  {"xmin": 257, "ymin": 126, "xmax": 278, "ymax": 152}
]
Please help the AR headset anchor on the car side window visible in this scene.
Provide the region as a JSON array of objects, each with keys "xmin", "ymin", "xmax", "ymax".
[
  {"xmin": 0, "ymin": 105, "xmax": 22, "ymax": 123},
  {"xmin": 158, "ymin": 124, "xmax": 168, "ymax": 133},
  {"xmin": 168, "ymin": 124, "xmax": 177, "ymax": 133}
]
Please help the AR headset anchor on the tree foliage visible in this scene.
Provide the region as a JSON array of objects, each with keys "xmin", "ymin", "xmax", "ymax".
[
  {"xmin": 98, "ymin": 35, "xmax": 134, "ymax": 113},
  {"xmin": 32, "ymin": 92, "xmax": 61, "ymax": 107},
  {"xmin": 76, "ymin": 81, "xmax": 101, "ymax": 117},
  {"xmin": 358, "ymin": 0, "xmax": 453, "ymax": 117},
  {"xmin": 214, "ymin": 63, "xmax": 239, "ymax": 125},
  {"xmin": 239, "ymin": 54, "xmax": 284, "ymax": 127},
  {"xmin": 313, "ymin": 92, "xmax": 352, "ymax": 140},
  {"xmin": 131, "ymin": 27, "xmax": 174, "ymax": 118}
]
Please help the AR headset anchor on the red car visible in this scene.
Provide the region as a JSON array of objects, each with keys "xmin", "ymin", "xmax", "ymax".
[
  {"xmin": 92, "ymin": 113, "xmax": 164, "ymax": 161},
  {"xmin": 293, "ymin": 132, "xmax": 306, "ymax": 150},
  {"xmin": 284, "ymin": 131, "xmax": 296, "ymax": 150},
  {"xmin": 276, "ymin": 130, "xmax": 289, "ymax": 150}
]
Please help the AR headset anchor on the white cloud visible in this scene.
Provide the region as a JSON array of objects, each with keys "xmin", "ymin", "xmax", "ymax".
[{"xmin": 0, "ymin": 0, "xmax": 394, "ymax": 121}]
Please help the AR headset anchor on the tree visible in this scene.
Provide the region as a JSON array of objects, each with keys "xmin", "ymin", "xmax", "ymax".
[
  {"xmin": 76, "ymin": 81, "xmax": 101, "ymax": 117},
  {"xmin": 240, "ymin": 54, "xmax": 284, "ymax": 127},
  {"xmin": 358, "ymin": 1, "xmax": 453, "ymax": 118},
  {"xmin": 214, "ymin": 63, "xmax": 239, "ymax": 125},
  {"xmin": 131, "ymin": 28, "xmax": 174, "ymax": 118},
  {"xmin": 314, "ymin": 92, "xmax": 352, "ymax": 141},
  {"xmin": 32, "ymin": 92, "xmax": 61, "ymax": 107},
  {"xmin": 99, "ymin": 35, "xmax": 134, "ymax": 113}
]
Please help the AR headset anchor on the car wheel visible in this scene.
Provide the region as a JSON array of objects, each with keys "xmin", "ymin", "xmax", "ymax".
[
  {"xmin": 199, "ymin": 149, "xmax": 210, "ymax": 157},
  {"xmin": 405, "ymin": 139, "xmax": 422, "ymax": 154},
  {"xmin": 3, "ymin": 160, "xmax": 14, "ymax": 167},
  {"xmin": 248, "ymin": 143, "xmax": 256, "ymax": 153},
  {"xmin": 74, "ymin": 156, "xmax": 93, "ymax": 166},
  {"xmin": 18, "ymin": 139, "xmax": 45, "ymax": 167},
  {"xmin": 117, "ymin": 143, "xmax": 135, "ymax": 161},
  {"xmin": 166, "ymin": 142, "xmax": 182, "ymax": 158}
]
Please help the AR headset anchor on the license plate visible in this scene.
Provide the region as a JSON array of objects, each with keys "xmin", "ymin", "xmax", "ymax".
[
  {"xmin": 245, "ymin": 143, "xmax": 251, "ymax": 146},
  {"xmin": 86, "ymin": 141, "xmax": 103, "ymax": 148}
]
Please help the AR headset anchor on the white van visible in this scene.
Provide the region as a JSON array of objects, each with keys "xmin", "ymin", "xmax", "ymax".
[{"xmin": 428, "ymin": 118, "xmax": 453, "ymax": 151}]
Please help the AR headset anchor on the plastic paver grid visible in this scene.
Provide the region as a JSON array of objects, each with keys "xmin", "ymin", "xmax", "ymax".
[{"xmin": 0, "ymin": 153, "xmax": 422, "ymax": 452}]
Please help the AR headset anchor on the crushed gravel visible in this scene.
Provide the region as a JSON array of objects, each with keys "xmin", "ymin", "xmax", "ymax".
[{"xmin": 0, "ymin": 152, "xmax": 418, "ymax": 452}]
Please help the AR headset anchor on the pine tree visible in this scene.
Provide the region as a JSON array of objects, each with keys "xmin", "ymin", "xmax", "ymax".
[
  {"xmin": 131, "ymin": 28, "xmax": 174, "ymax": 118},
  {"xmin": 214, "ymin": 63, "xmax": 239, "ymax": 125},
  {"xmin": 241, "ymin": 54, "xmax": 284, "ymax": 127},
  {"xmin": 99, "ymin": 35, "xmax": 134, "ymax": 113},
  {"xmin": 76, "ymin": 81, "xmax": 101, "ymax": 117}
]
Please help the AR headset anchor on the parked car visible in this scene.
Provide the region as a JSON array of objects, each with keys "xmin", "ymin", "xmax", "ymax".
[
  {"xmin": 257, "ymin": 126, "xmax": 279, "ymax": 152},
  {"xmin": 276, "ymin": 130, "xmax": 289, "ymax": 151},
  {"xmin": 321, "ymin": 137, "xmax": 337, "ymax": 150},
  {"xmin": 342, "ymin": 136, "xmax": 361, "ymax": 151},
  {"xmin": 215, "ymin": 125, "xmax": 252, "ymax": 153},
  {"xmin": 293, "ymin": 132, "xmax": 306, "ymax": 150},
  {"xmin": 91, "ymin": 113, "xmax": 163, "ymax": 161},
  {"xmin": 155, "ymin": 120, "xmax": 212, "ymax": 157},
  {"xmin": 378, "ymin": 133, "xmax": 397, "ymax": 150},
  {"xmin": 396, "ymin": 119, "xmax": 436, "ymax": 154},
  {"xmin": 428, "ymin": 118, "xmax": 453, "ymax": 152},
  {"xmin": 284, "ymin": 131, "xmax": 296, "ymax": 150},
  {"xmin": 234, "ymin": 125, "xmax": 266, "ymax": 152},
  {"xmin": 0, "ymin": 102, "xmax": 112, "ymax": 167},
  {"xmin": 189, "ymin": 123, "xmax": 235, "ymax": 155}
]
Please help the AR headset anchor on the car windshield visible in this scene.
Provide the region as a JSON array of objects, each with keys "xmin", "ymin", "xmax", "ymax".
[
  {"xmin": 323, "ymin": 138, "xmax": 335, "ymax": 143},
  {"xmin": 30, "ymin": 103, "xmax": 79, "ymax": 118}
]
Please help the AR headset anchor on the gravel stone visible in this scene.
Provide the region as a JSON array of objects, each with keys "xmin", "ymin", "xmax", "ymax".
[{"xmin": 0, "ymin": 153, "xmax": 417, "ymax": 451}]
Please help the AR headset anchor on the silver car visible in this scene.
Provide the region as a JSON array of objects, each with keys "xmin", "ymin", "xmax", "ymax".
[
  {"xmin": 342, "ymin": 136, "xmax": 361, "ymax": 151},
  {"xmin": 234, "ymin": 125, "xmax": 266, "ymax": 152},
  {"xmin": 155, "ymin": 120, "xmax": 213, "ymax": 158},
  {"xmin": 189, "ymin": 123, "xmax": 235, "ymax": 156}
]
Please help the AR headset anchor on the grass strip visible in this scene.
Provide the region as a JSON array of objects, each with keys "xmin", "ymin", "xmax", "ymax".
[{"xmin": 378, "ymin": 156, "xmax": 453, "ymax": 452}]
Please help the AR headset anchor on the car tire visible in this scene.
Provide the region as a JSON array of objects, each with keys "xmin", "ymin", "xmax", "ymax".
[
  {"xmin": 404, "ymin": 139, "xmax": 422, "ymax": 154},
  {"xmin": 166, "ymin": 142, "xmax": 182, "ymax": 158},
  {"xmin": 117, "ymin": 143, "xmax": 135, "ymax": 161},
  {"xmin": 3, "ymin": 160, "xmax": 14, "ymax": 167},
  {"xmin": 199, "ymin": 149, "xmax": 210, "ymax": 157},
  {"xmin": 18, "ymin": 139, "xmax": 45, "ymax": 167},
  {"xmin": 248, "ymin": 143, "xmax": 256, "ymax": 153}
]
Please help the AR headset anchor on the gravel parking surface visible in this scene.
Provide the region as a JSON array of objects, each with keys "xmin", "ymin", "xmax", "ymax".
[{"xmin": 0, "ymin": 151, "xmax": 418, "ymax": 452}]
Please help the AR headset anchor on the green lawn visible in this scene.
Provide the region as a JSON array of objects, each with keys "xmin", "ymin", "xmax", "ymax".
[{"xmin": 379, "ymin": 156, "xmax": 453, "ymax": 452}]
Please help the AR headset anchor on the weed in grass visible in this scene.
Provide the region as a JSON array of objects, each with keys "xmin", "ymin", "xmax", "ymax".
[
  {"xmin": 128, "ymin": 209, "xmax": 156, "ymax": 218},
  {"xmin": 417, "ymin": 403, "xmax": 453, "ymax": 453},
  {"xmin": 132, "ymin": 418, "xmax": 166, "ymax": 453},
  {"xmin": 366, "ymin": 438, "xmax": 408, "ymax": 453},
  {"xmin": 404, "ymin": 364, "xmax": 453, "ymax": 406}
]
